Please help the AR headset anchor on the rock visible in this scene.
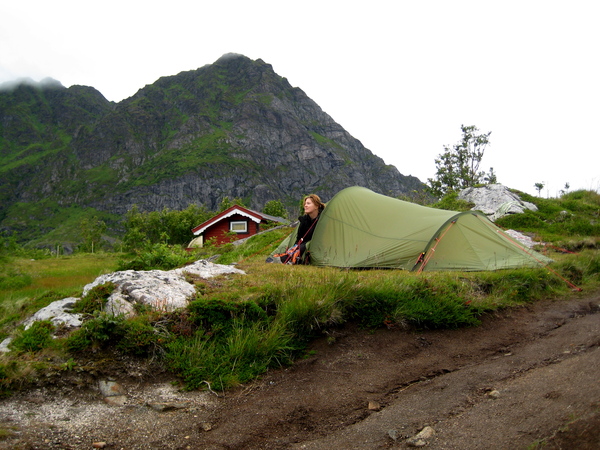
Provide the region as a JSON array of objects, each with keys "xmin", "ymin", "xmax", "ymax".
[
  {"xmin": 103, "ymin": 395, "xmax": 127, "ymax": 406},
  {"xmin": 368, "ymin": 401, "xmax": 381, "ymax": 410},
  {"xmin": 98, "ymin": 380, "xmax": 126, "ymax": 397},
  {"xmin": 415, "ymin": 425, "xmax": 435, "ymax": 439},
  {"xmin": 83, "ymin": 260, "xmax": 246, "ymax": 317},
  {"xmin": 1, "ymin": 298, "xmax": 83, "ymax": 353},
  {"xmin": 22, "ymin": 297, "xmax": 83, "ymax": 330},
  {"xmin": 1, "ymin": 260, "xmax": 246, "ymax": 352},
  {"xmin": 92, "ymin": 442, "xmax": 107, "ymax": 449},
  {"xmin": 503, "ymin": 229, "xmax": 539, "ymax": 248},
  {"xmin": 84, "ymin": 269, "xmax": 197, "ymax": 313},
  {"xmin": 406, "ymin": 426, "xmax": 436, "ymax": 447},
  {"xmin": 458, "ymin": 184, "xmax": 538, "ymax": 221},
  {"xmin": 488, "ymin": 389, "xmax": 501, "ymax": 399},
  {"xmin": 148, "ymin": 401, "xmax": 194, "ymax": 412},
  {"xmin": 199, "ymin": 422, "xmax": 213, "ymax": 431},
  {"xmin": 174, "ymin": 259, "xmax": 245, "ymax": 279},
  {"xmin": 0, "ymin": 337, "xmax": 12, "ymax": 353}
]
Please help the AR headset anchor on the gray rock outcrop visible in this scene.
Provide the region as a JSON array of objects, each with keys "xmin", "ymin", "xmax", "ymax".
[
  {"xmin": 0, "ymin": 260, "xmax": 245, "ymax": 353},
  {"xmin": 459, "ymin": 184, "xmax": 538, "ymax": 221}
]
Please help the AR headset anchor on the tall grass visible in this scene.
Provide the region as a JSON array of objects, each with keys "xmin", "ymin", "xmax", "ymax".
[
  {"xmin": 0, "ymin": 232, "xmax": 598, "ymax": 395},
  {"xmin": 0, "ymin": 253, "xmax": 121, "ymax": 339}
]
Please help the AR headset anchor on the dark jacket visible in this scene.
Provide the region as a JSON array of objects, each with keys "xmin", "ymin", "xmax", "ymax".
[{"xmin": 296, "ymin": 213, "xmax": 319, "ymax": 245}]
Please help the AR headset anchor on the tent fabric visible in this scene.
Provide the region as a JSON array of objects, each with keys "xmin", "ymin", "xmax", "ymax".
[{"xmin": 275, "ymin": 186, "xmax": 551, "ymax": 271}]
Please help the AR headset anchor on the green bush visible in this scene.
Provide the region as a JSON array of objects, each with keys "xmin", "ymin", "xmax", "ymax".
[
  {"xmin": 65, "ymin": 314, "xmax": 124, "ymax": 352},
  {"xmin": 72, "ymin": 282, "xmax": 115, "ymax": 315},
  {"xmin": 495, "ymin": 211, "xmax": 547, "ymax": 230},
  {"xmin": 164, "ymin": 319, "xmax": 293, "ymax": 391},
  {"xmin": 115, "ymin": 316, "xmax": 170, "ymax": 356},
  {"xmin": 0, "ymin": 271, "xmax": 32, "ymax": 290},
  {"xmin": 429, "ymin": 191, "xmax": 474, "ymax": 212},
  {"xmin": 118, "ymin": 243, "xmax": 195, "ymax": 271},
  {"xmin": 188, "ymin": 298, "xmax": 268, "ymax": 335},
  {"xmin": 0, "ymin": 361, "xmax": 18, "ymax": 397},
  {"xmin": 8, "ymin": 320, "xmax": 55, "ymax": 354}
]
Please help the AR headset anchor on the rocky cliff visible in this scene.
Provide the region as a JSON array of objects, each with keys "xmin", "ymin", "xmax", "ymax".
[{"xmin": 0, "ymin": 54, "xmax": 424, "ymax": 243}]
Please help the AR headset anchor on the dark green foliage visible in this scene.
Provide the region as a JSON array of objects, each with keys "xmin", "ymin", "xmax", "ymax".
[
  {"xmin": 8, "ymin": 320, "xmax": 54, "ymax": 354},
  {"xmin": 122, "ymin": 204, "xmax": 213, "ymax": 250},
  {"xmin": 552, "ymin": 251, "xmax": 600, "ymax": 285},
  {"xmin": 118, "ymin": 243, "xmax": 196, "ymax": 271},
  {"xmin": 72, "ymin": 282, "xmax": 115, "ymax": 315},
  {"xmin": 495, "ymin": 190, "xmax": 600, "ymax": 239},
  {"xmin": 188, "ymin": 298, "xmax": 269, "ymax": 335},
  {"xmin": 65, "ymin": 314, "xmax": 124, "ymax": 352},
  {"xmin": 0, "ymin": 270, "xmax": 32, "ymax": 290},
  {"xmin": 427, "ymin": 125, "xmax": 494, "ymax": 197},
  {"xmin": 354, "ymin": 277, "xmax": 480, "ymax": 329},
  {"xmin": 164, "ymin": 320, "xmax": 294, "ymax": 391},
  {"xmin": 115, "ymin": 316, "xmax": 169, "ymax": 356},
  {"xmin": 429, "ymin": 191, "xmax": 475, "ymax": 212},
  {"xmin": 495, "ymin": 210, "xmax": 547, "ymax": 229},
  {"xmin": 0, "ymin": 361, "xmax": 18, "ymax": 397},
  {"xmin": 262, "ymin": 200, "xmax": 288, "ymax": 219},
  {"xmin": 66, "ymin": 312, "xmax": 171, "ymax": 356}
]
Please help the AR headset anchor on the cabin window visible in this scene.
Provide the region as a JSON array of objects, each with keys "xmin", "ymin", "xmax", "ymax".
[{"xmin": 230, "ymin": 221, "xmax": 248, "ymax": 233}]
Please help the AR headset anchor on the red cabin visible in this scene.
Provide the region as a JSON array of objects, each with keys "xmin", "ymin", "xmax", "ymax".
[{"xmin": 189, "ymin": 205, "xmax": 287, "ymax": 248}]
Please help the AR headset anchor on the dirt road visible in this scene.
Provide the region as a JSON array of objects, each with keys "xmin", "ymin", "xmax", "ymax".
[{"xmin": 1, "ymin": 290, "xmax": 599, "ymax": 449}]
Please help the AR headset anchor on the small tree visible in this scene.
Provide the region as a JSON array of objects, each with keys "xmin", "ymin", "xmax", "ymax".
[
  {"xmin": 427, "ymin": 125, "xmax": 494, "ymax": 197},
  {"xmin": 263, "ymin": 200, "xmax": 288, "ymax": 219},
  {"xmin": 80, "ymin": 216, "xmax": 107, "ymax": 253},
  {"xmin": 534, "ymin": 182, "xmax": 545, "ymax": 196},
  {"xmin": 219, "ymin": 196, "xmax": 246, "ymax": 212}
]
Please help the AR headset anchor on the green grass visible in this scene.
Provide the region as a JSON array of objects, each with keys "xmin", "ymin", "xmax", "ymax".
[
  {"xmin": 0, "ymin": 253, "xmax": 121, "ymax": 339},
  {"xmin": 0, "ymin": 192, "xmax": 599, "ymax": 395}
]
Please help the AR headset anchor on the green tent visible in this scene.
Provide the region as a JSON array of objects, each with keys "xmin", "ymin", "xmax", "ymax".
[{"xmin": 274, "ymin": 186, "xmax": 551, "ymax": 271}]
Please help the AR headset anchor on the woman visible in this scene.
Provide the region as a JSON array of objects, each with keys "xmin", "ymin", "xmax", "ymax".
[
  {"xmin": 296, "ymin": 194, "xmax": 325, "ymax": 247},
  {"xmin": 287, "ymin": 194, "xmax": 325, "ymax": 264},
  {"xmin": 269, "ymin": 194, "xmax": 325, "ymax": 264}
]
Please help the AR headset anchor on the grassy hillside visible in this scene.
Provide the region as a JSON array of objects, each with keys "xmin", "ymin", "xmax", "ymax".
[{"xmin": 0, "ymin": 189, "xmax": 598, "ymax": 395}]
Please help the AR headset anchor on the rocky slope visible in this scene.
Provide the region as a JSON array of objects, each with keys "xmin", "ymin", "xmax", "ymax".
[{"xmin": 0, "ymin": 54, "xmax": 423, "ymax": 244}]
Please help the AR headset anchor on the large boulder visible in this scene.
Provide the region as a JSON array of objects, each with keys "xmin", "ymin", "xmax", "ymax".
[
  {"xmin": 458, "ymin": 184, "xmax": 538, "ymax": 221},
  {"xmin": 83, "ymin": 260, "xmax": 245, "ymax": 317},
  {"xmin": 0, "ymin": 260, "xmax": 245, "ymax": 352}
]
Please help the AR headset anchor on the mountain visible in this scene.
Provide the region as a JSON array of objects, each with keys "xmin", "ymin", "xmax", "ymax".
[{"xmin": 0, "ymin": 53, "xmax": 424, "ymax": 245}]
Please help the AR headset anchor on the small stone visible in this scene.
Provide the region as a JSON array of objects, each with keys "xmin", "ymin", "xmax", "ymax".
[
  {"xmin": 488, "ymin": 389, "xmax": 501, "ymax": 399},
  {"xmin": 104, "ymin": 395, "xmax": 127, "ymax": 406},
  {"xmin": 92, "ymin": 442, "xmax": 107, "ymax": 449},
  {"xmin": 368, "ymin": 401, "xmax": 380, "ymax": 410},
  {"xmin": 414, "ymin": 425, "xmax": 435, "ymax": 439},
  {"xmin": 199, "ymin": 421, "xmax": 213, "ymax": 431},
  {"xmin": 406, "ymin": 437, "xmax": 427, "ymax": 447},
  {"xmin": 388, "ymin": 429, "xmax": 398, "ymax": 441}
]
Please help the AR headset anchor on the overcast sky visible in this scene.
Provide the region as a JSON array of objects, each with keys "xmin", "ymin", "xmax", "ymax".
[{"xmin": 1, "ymin": 0, "xmax": 598, "ymax": 197}]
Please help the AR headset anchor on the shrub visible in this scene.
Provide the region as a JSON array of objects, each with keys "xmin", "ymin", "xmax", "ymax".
[
  {"xmin": 65, "ymin": 314, "xmax": 124, "ymax": 352},
  {"xmin": 118, "ymin": 243, "xmax": 195, "ymax": 271},
  {"xmin": 115, "ymin": 316, "xmax": 171, "ymax": 356},
  {"xmin": 72, "ymin": 282, "xmax": 115, "ymax": 315},
  {"xmin": 8, "ymin": 320, "xmax": 55, "ymax": 354},
  {"xmin": 0, "ymin": 271, "xmax": 32, "ymax": 290},
  {"xmin": 188, "ymin": 298, "xmax": 268, "ymax": 335},
  {"xmin": 164, "ymin": 319, "xmax": 294, "ymax": 391}
]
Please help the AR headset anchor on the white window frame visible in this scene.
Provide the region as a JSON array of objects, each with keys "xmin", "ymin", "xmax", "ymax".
[{"xmin": 230, "ymin": 221, "xmax": 248, "ymax": 233}]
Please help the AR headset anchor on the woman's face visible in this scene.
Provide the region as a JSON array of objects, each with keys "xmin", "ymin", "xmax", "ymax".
[{"xmin": 304, "ymin": 198, "xmax": 318, "ymax": 216}]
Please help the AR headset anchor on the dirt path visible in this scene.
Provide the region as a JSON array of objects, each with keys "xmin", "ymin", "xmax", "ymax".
[{"xmin": 1, "ymin": 290, "xmax": 599, "ymax": 449}]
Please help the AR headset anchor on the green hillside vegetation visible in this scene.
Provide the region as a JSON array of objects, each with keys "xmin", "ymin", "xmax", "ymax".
[
  {"xmin": 0, "ymin": 190, "xmax": 598, "ymax": 395},
  {"xmin": 1, "ymin": 55, "xmax": 425, "ymax": 250}
]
